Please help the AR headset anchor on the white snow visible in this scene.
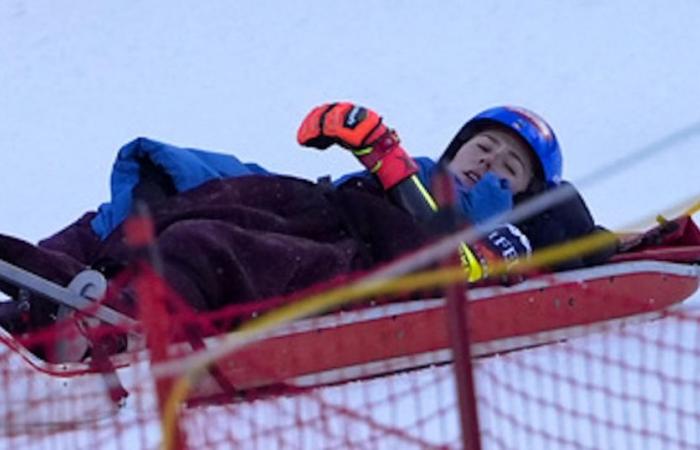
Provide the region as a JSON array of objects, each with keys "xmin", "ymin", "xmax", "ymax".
[{"xmin": 1, "ymin": 0, "xmax": 700, "ymax": 448}]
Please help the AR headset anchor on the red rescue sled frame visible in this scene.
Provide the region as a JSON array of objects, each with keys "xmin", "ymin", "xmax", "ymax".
[
  {"xmin": 188, "ymin": 259, "xmax": 699, "ymax": 400},
  {"xmin": 1, "ymin": 257, "xmax": 697, "ymax": 405}
]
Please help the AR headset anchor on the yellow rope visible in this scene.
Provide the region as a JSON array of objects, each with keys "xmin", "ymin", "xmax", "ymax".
[
  {"xmin": 160, "ymin": 266, "xmax": 466, "ymax": 449},
  {"xmin": 159, "ymin": 192, "xmax": 700, "ymax": 449},
  {"xmin": 684, "ymin": 200, "xmax": 700, "ymax": 217}
]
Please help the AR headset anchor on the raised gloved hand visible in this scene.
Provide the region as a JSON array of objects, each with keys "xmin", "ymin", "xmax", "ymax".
[
  {"xmin": 297, "ymin": 102, "xmax": 386, "ymax": 150},
  {"xmin": 297, "ymin": 102, "xmax": 418, "ymax": 189},
  {"xmin": 459, "ymin": 223, "xmax": 532, "ymax": 283},
  {"xmin": 456, "ymin": 172, "xmax": 513, "ymax": 224}
]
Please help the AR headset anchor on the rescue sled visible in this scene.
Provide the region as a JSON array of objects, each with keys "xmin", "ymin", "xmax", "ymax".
[{"xmin": 0, "ymin": 215, "xmax": 698, "ymax": 408}]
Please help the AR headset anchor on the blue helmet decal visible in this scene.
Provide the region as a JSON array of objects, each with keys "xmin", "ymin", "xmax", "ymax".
[{"xmin": 441, "ymin": 106, "xmax": 563, "ymax": 186}]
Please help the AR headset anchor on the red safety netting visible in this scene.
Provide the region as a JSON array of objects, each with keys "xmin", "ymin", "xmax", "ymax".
[
  {"xmin": 474, "ymin": 294, "xmax": 700, "ymax": 450},
  {"xmin": 0, "ymin": 249, "xmax": 699, "ymax": 449}
]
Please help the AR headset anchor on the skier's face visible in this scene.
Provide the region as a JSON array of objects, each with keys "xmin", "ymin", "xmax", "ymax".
[{"xmin": 448, "ymin": 128, "xmax": 536, "ymax": 194}]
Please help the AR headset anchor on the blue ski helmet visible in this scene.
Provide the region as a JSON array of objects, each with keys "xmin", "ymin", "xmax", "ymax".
[{"xmin": 440, "ymin": 106, "xmax": 563, "ymax": 186}]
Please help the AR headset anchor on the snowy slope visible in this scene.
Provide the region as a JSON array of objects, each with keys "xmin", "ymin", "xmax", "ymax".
[
  {"xmin": 1, "ymin": 1, "xmax": 699, "ymax": 240},
  {"xmin": 1, "ymin": 1, "xmax": 700, "ymax": 449}
]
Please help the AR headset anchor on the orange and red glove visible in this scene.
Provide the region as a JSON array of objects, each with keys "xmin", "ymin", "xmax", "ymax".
[{"xmin": 297, "ymin": 102, "xmax": 418, "ymax": 189}]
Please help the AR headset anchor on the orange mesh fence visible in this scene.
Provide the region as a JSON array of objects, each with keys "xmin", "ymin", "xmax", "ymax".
[
  {"xmin": 0, "ymin": 262, "xmax": 464, "ymax": 449},
  {"xmin": 0, "ymin": 256, "xmax": 698, "ymax": 449},
  {"xmin": 476, "ymin": 306, "xmax": 700, "ymax": 450}
]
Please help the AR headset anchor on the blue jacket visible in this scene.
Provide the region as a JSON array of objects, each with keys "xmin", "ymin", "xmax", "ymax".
[
  {"xmin": 91, "ymin": 138, "xmax": 512, "ymax": 240},
  {"xmin": 91, "ymin": 138, "xmax": 270, "ymax": 239}
]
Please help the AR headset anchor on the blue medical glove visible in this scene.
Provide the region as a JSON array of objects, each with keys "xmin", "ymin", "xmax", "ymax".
[{"xmin": 457, "ymin": 172, "xmax": 513, "ymax": 224}]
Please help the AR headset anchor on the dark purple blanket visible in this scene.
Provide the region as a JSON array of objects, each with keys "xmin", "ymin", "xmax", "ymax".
[{"xmin": 1, "ymin": 175, "xmax": 429, "ymax": 322}]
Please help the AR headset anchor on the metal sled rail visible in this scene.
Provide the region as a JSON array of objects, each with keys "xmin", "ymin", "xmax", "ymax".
[{"xmin": 0, "ymin": 260, "xmax": 137, "ymax": 328}]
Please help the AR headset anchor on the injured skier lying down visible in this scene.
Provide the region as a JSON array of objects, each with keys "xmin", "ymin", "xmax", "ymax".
[{"xmin": 0, "ymin": 102, "xmax": 616, "ymax": 337}]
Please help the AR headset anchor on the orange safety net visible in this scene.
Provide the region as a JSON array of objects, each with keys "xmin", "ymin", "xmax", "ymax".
[{"xmin": 0, "ymin": 255, "xmax": 699, "ymax": 449}]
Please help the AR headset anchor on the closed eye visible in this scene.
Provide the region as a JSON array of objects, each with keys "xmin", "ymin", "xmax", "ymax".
[{"xmin": 507, "ymin": 150, "xmax": 527, "ymax": 174}]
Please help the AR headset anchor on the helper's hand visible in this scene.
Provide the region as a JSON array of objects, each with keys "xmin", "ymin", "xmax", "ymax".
[
  {"xmin": 459, "ymin": 223, "xmax": 532, "ymax": 283},
  {"xmin": 297, "ymin": 102, "xmax": 418, "ymax": 189},
  {"xmin": 457, "ymin": 172, "xmax": 513, "ymax": 224}
]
